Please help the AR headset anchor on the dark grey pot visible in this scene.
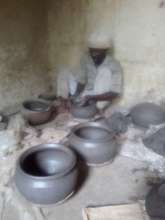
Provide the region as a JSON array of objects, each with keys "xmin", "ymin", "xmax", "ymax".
[
  {"xmin": 130, "ymin": 102, "xmax": 165, "ymax": 128},
  {"xmin": 68, "ymin": 122, "xmax": 118, "ymax": 166},
  {"xmin": 22, "ymin": 100, "xmax": 52, "ymax": 125},
  {"xmin": 70, "ymin": 101, "xmax": 97, "ymax": 119},
  {"xmin": 145, "ymin": 184, "xmax": 165, "ymax": 219},
  {"xmin": 14, "ymin": 144, "xmax": 78, "ymax": 205},
  {"xmin": 158, "ymin": 183, "xmax": 165, "ymax": 201}
]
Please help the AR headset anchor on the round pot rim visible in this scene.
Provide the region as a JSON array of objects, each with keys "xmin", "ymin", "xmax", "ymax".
[
  {"xmin": 71, "ymin": 100, "xmax": 96, "ymax": 108},
  {"xmin": 22, "ymin": 99, "xmax": 52, "ymax": 113},
  {"xmin": 70, "ymin": 122, "xmax": 114, "ymax": 143},
  {"xmin": 16, "ymin": 143, "xmax": 77, "ymax": 180},
  {"xmin": 70, "ymin": 101, "xmax": 97, "ymax": 118}
]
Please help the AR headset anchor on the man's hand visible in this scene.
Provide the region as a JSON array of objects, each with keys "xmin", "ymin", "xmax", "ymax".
[
  {"xmin": 69, "ymin": 95, "xmax": 90, "ymax": 107},
  {"xmin": 78, "ymin": 95, "xmax": 92, "ymax": 106},
  {"xmin": 77, "ymin": 92, "xmax": 120, "ymax": 106}
]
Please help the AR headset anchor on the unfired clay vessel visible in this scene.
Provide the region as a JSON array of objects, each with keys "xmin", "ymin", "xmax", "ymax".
[
  {"xmin": 14, "ymin": 144, "xmax": 78, "ymax": 205},
  {"xmin": 130, "ymin": 102, "xmax": 165, "ymax": 128},
  {"xmin": 145, "ymin": 184, "xmax": 165, "ymax": 219},
  {"xmin": 22, "ymin": 100, "xmax": 52, "ymax": 125},
  {"xmin": 70, "ymin": 101, "xmax": 97, "ymax": 119},
  {"xmin": 69, "ymin": 122, "xmax": 118, "ymax": 166}
]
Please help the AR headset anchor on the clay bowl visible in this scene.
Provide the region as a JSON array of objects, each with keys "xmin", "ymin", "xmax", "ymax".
[
  {"xmin": 22, "ymin": 99, "xmax": 52, "ymax": 125},
  {"xmin": 14, "ymin": 144, "xmax": 78, "ymax": 205},
  {"xmin": 130, "ymin": 102, "xmax": 165, "ymax": 128},
  {"xmin": 69, "ymin": 122, "xmax": 118, "ymax": 166},
  {"xmin": 70, "ymin": 100, "xmax": 97, "ymax": 119}
]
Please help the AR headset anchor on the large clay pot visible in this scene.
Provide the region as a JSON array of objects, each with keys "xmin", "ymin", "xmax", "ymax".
[
  {"xmin": 14, "ymin": 144, "xmax": 78, "ymax": 205},
  {"xmin": 22, "ymin": 100, "xmax": 52, "ymax": 125},
  {"xmin": 130, "ymin": 102, "xmax": 165, "ymax": 128},
  {"xmin": 145, "ymin": 184, "xmax": 165, "ymax": 219},
  {"xmin": 68, "ymin": 122, "xmax": 118, "ymax": 166},
  {"xmin": 70, "ymin": 101, "xmax": 97, "ymax": 119}
]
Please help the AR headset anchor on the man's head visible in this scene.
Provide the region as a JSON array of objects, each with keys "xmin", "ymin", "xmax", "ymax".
[
  {"xmin": 89, "ymin": 48, "xmax": 108, "ymax": 66},
  {"xmin": 87, "ymin": 32, "xmax": 112, "ymax": 66}
]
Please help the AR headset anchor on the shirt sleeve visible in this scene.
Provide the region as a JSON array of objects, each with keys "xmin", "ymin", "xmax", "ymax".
[{"xmin": 110, "ymin": 59, "xmax": 123, "ymax": 94}]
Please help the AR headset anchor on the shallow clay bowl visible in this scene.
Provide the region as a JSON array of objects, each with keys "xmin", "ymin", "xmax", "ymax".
[
  {"xmin": 14, "ymin": 144, "xmax": 78, "ymax": 205},
  {"xmin": 22, "ymin": 99, "xmax": 52, "ymax": 125},
  {"xmin": 70, "ymin": 100, "xmax": 97, "ymax": 119},
  {"xmin": 130, "ymin": 102, "xmax": 165, "ymax": 128},
  {"xmin": 69, "ymin": 122, "xmax": 118, "ymax": 166}
]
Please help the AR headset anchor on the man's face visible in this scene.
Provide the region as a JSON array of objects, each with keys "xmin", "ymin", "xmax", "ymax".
[{"xmin": 89, "ymin": 48, "xmax": 108, "ymax": 66}]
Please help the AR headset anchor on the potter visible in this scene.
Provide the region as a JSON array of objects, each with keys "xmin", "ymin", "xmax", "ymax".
[{"xmin": 56, "ymin": 31, "xmax": 123, "ymax": 115}]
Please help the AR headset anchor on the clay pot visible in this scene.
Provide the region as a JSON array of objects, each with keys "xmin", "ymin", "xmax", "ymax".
[
  {"xmin": 158, "ymin": 183, "xmax": 165, "ymax": 201},
  {"xmin": 70, "ymin": 101, "xmax": 97, "ymax": 119},
  {"xmin": 68, "ymin": 122, "xmax": 118, "ymax": 166},
  {"xmin": 22, "ymin": 100, "xmax": 52, "ymax": 125},
  {"xmin": 130, "ymin": 102, "xmax": 165, "ymax": 128},
  {"xmin": 14, "ymin": 144, "xmax": 78, "ymax": 205},
  {"xmin": 145, "ymin": 184, "xmax": 165, "ymax": 219}
]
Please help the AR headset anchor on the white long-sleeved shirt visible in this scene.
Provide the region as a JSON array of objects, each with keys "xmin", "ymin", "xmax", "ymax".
[
  {"xmin": 76, "ymin": 53, "xmax": 123, "ymax": 96},
  {"xmin": 57, "ymin": 53, "xmax": 123, "ymax": 108}
]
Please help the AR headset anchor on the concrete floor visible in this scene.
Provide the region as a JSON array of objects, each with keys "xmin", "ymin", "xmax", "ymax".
[{"xmin": 41, "ymin": 155, "xmax": 151, "ymax": 220}]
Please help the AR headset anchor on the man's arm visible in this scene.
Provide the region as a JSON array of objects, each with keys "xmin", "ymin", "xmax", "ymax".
[
  {"xmin": 70, "ymin": 56, "xmax": 87, "ymax": 98},
  {"xmin": 84, "ymin": 91, "xmax": 120, "ymax": 102},
  {"xmin": 74, "ymin": 83, "xmax": 86, "ymax": 97},
  {"xmin": 82, "ymin": 60, "xmax": 123, "ymax": 105}
]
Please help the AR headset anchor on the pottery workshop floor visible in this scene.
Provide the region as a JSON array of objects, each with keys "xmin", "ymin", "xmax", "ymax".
[
  {"xmin": 42, "ymin": 156, "xmax": 150, "ymax": 220},
  {"xmin": 24, "ymin": 113, "xmax": 155, "ymax": 220},
  {"xmin": 1, "ymin": 112, "xmax": 162, "ymax": 220}
]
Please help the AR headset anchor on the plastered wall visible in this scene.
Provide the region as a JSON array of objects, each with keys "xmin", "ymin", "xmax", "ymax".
[
  {"xmin": 48, "ymin": 0, "xmax": 165, "ymax": 107},
  {"xmin": 47, "ymin": 0, "xmax": 87, "ymax": 90},
  {"xmin": 1, "ymin": 0, "xmax": 164, "ymax": 108},
  {"xmin": 0, "ymin": 0, "xmax": 50, "ymax": 110},
  {"xmin": 114, "ymin": 0, "xmax": 165, "ymax": 106}
]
